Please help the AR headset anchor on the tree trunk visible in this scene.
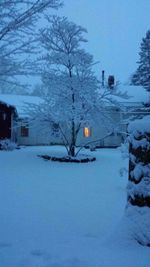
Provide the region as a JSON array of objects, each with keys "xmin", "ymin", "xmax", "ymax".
[
  {"xmin": 68, "ymin": 65, "xmax": 76, "ymax": 157},
  {"xmin": 69, "ymin": 119, "xmax": 76, "ymax": 157}
]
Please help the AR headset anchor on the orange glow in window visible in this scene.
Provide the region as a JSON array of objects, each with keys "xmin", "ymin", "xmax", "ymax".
[{"xmin": 83, "ymin": 127, "xmax": 91, "ymax": 137}]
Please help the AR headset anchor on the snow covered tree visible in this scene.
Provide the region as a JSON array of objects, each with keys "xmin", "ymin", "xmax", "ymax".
[
  {"xmin": 36, "ymin": 16, "xmax": 100, "ymax": 157},
  {"xmin": 131, "ymin": 30, "xmax": 150, "ymax": 91},
  {"xmin": 127, "ymin": 116, "xmax": 150, "ymax": 246},
  {"xmin": 0, "ymin": 0, "xmax": 62, "ymax": 89},
  {"xmin": 27, "ymin": 16, "xmax": 127, "ymax": 158}
]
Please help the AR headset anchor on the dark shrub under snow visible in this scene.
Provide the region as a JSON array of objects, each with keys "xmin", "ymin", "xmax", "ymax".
[
  {"xmin": 0, "ymin": 139, "xmax": 18, "ymax": 151},
  {"xmin": 127, "ymin": 116, "xmax": 150, "ymax": 246}
]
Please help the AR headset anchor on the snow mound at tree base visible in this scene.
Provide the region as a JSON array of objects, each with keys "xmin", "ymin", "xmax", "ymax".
[{"xmin": 38, "ymin": 154, "xmax": 96, "ymax": 163}]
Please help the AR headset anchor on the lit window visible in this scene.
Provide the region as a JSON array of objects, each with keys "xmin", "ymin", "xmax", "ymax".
[{"xmin": 83, "ymin": 127, "xmax": 92, "ymax": 137}]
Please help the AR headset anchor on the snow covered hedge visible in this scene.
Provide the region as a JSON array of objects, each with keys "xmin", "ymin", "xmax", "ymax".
[
  {"xmin": 0, "ymin": 139, "xmax": 18, "ymax": 151},
  {"xmin": 127, "ymin": 115, "xmax": 150, "ymax": 246}
]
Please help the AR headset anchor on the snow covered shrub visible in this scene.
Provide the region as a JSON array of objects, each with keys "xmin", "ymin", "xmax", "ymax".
[
  {"xmin": 119, "ymin": 142, "xmax": 129, "ymax": 178},
  {"xmin": 126, "ymin": 205, "xmax": 150, "ymax": 246},
  {"xmin": 0, "ymin": 139, "xmax": 17, "ymax": 151},
  {"xmin": 127, "ymin": 116, "xmax": 150, "ymax": 246}
]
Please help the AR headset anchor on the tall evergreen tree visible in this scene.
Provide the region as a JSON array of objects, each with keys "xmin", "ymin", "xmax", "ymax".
[{"xmin": 131, "ymin": 30, "xmax": 150, "ymax": 91}]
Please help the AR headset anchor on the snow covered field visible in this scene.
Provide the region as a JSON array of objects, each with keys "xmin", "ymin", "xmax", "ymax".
[{"xmin": 0, "ymin": 146, "xmax": 149, "ymax": 267}]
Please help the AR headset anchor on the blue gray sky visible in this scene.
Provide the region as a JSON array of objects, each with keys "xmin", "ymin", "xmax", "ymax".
[{"xmin": 56, "ymin": 0, "xmax": 150, "ymax": 83}]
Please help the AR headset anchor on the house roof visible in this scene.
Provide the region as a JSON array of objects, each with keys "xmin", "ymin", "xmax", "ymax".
[
  {"xmin": 0, "ymin": 99, "xmax": 17, "ymax": 115},
  {"xmin": 0, "ymin": 85, "xmax": 149, "ymax": 117},
  {"xmin": 0, "ymin": 94, "xmax": 41, "ymax": 117},
  {"xmin": 117, "ymin": 85, "xmax": 149, "ymax": 105}
]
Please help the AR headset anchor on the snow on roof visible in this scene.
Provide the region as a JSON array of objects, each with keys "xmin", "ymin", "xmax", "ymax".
[
  {"xmin": 0, "ymin": 94, "xmax": 42, "ymax": 117},
  {"xmin": 100, "ymin": 85, "xmax": 149, "ymax": 107},
  {"xmin": 118, "ymin": 85, "xmax": 149, "ymax": 104},
  {"xmin": 0, "ymin": 85, "xmax": 149, "ymax": 117}
]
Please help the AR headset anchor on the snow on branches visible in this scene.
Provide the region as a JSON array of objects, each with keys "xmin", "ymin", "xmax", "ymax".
[
  {"xmin": 131, "ymin": 30, "xmax": 150, "ymax": 92},
  {"xmin": 0, "ymin": 0, "xmax": 62, "ymax": 90},
  {"xmin": 127, "ymin": 115, "xmax": 150, "ymax": 246},
  {"xmin": 28, "ymin": 16, "xmax": 127, "ymax": 157}
]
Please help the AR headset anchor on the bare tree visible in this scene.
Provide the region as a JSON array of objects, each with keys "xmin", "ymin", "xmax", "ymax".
[
  {"xmin": 28, "ymin": 16, "xmax": 127, "ymax": 157},
  {"xmin": 0, "ymin": 0, "xmax": 63, "ymax": 90}
]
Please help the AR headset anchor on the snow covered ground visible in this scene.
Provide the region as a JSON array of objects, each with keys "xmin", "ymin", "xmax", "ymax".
[{"xmin": 0, "ymin": 146, "xmax": 149, "ymax": 267}]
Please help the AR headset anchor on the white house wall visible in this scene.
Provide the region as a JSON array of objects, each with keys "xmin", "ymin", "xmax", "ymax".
[
  {"xmin": 17, "ymin": 115, "xmax": 121, "ymax": 147},
  {"xmin": 16, "ymin": 108, "xmax": 123, "ymax": 147},
  {"xmin": 16, "ymin": 103, "xmax": 143, "ymax": 148},
  {"xmin": 17, "ymin": 120, "xmax": 52, "ymax": 145},
  {"xmin": 72, "ymin": 121, "xmax": 122, "ymax": 147}
]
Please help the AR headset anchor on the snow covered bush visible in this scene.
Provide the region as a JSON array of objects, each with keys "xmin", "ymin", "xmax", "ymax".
[
  {"xmin": 0, "ymin": 139, "xmax": 18, "ymax": 151},
  {"xmin": 127, "ymin": 115, "xmax": 150, "ymax": 246}
]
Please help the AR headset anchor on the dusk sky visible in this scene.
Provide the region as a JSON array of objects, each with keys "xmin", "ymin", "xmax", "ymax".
[{"xmin": 55, "ymin": 0, "xmax": 150, "ymax": 84}]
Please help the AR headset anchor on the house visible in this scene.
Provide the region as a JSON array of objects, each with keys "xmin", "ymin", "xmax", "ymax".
[
  {"xmin": 0, "ymin": 86, "xmax": 149, "ymax": 147},
  {"xmin": 0, "ymin": 100, "xmax": 17, "ymax": 142},
  {"xmin": 77, "ymin": 85, "xmax": 149, "ymax": 147},
  {"xmin": 0, "ymin": 94, "xmax": 48, "ymax": 145}
]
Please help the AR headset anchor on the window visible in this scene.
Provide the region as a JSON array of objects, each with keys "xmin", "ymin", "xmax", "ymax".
[
  {"xmin": 52, "ymin": 123, "xmax": 60, "ymax": 137},
  {"xmin": 21, "ymin": 122, "xmax": 29, "ymax": 137},
  {"xmin": 83, "ymin": 127, "xmax": 92, "ymax": 137},
  {"xmin": 2, "ymin": 112, "xmax": 7, "ymax": 120}
]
